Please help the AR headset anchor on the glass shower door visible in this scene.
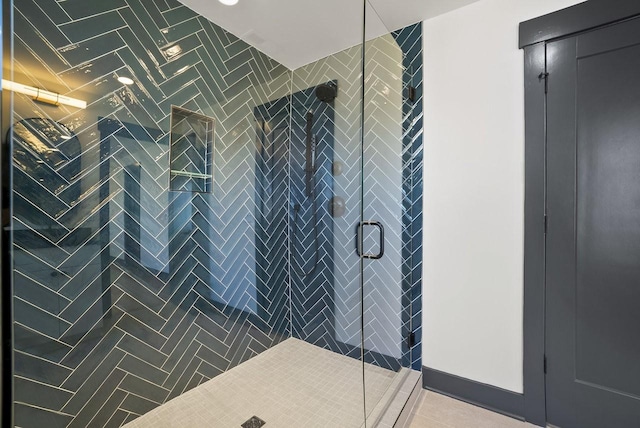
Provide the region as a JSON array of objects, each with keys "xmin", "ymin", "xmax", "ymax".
[{"xmin": 360, "ymin": 1, "xmax": 423, "ymax": 423}]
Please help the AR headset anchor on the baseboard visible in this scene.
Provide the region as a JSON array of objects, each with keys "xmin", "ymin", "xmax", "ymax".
[{"xmin": 422, "ymin": 367, "xmax": 525, "ymax": 421}]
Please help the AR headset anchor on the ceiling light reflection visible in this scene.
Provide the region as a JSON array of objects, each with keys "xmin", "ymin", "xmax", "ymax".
[
  {"xmin": 2, "ymin": 79, "xmax": 87, "ymax": 109},
  {"xmin": 117, "ymin": 76, "xmax": 135, "ymax": 85}
]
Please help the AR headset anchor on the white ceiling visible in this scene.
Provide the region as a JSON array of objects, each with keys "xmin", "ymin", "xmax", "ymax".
[{"xmin": 177, "ymin": 0, "xmax": 481, "ymax": 70}]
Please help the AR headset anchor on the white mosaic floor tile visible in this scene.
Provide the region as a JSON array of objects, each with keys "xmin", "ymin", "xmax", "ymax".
[{"xmin": 124, "ymin": 338, "xmax": 401, "ymax": 427}]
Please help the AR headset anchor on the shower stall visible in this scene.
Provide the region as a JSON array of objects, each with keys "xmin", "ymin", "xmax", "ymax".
[{"xmin": 1, "ymin": 0, "xmax": 423, "ymax": 426}]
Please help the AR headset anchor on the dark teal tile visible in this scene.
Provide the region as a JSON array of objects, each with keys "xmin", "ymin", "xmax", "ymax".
[
  {"xmin": 60, "ymin": 0, "xmax": 127, "ymax": 20},
  {"xmin": 162, "ymin": 4, "xmax": 199, "ymax": 26},
  {"xmin": 165, "ymin": 353, "xmax": 200, "ymax": 399},
  {"xmin": 59, "ymin": 277, "xmax": 106, "ymax": 323},
  {"xmin": 161, "ymin": 323, "xmax": 198, "ymax": 372},
  {"xmin": 14, "ymin": 273, "xmax": 68, "ymax": 315},
  {"xmin": 139, "ymin": 0, "xmax": 169, "ymax": 28},
  {"xmin": 160, "ymin": 301, "xmax": 197, "ymax": 352},
  {"xmin": 15, "ymin": 376, "xmax": 73, "ymax": 411},
  {"xmin": 224, "ymin": 49, "xmax": 257, "ymax": 77},
  {"xmin": 126, "ymin": 0, "xmax": 168, "ymax": 47},
  {"xmin": 59, "ymin": 32, "xmax": 126, "ymax": 66},
  {"xmin": 15, "ymin": 403, "xmax": 72, "ymax": 428},
  {"xmin": 199, "ymin": 16, "xmax": 231, "ymax": 48},
  {"xmin": 62, "ymin": 352, "xmax": 126, "ymax": 416},
  {"xmin": 222, "ymin": 73, "xmax": 253, "ymax": 100},
  {"xmin": 116, "ymin": 90, "xmax": 163, "ymax": 129},
  {"xmin": 194, "ymin": 61, "xmax": 225, "ymax": 101},
  {"xmin": 193, "ymin": 319, "xmax": 226, "ymax": 349},
  {"xmin": 120, "ymin": 393, "xmax": 157, "ymax": 415},
  {"xmin": 162, "ymin": 340, "xmax": 199, "ymax": 390},
  {"xmin": 116, "ymin": 23, "xmax": 166, "ymax": 81},
  {"xmin": 165, "ymin": 0, "xmax": 184, "ymax": 9},
  {"xmin": 15, "ymin": 2, "xmax": 69, "ymax": 48},
  {"xmin": 196, "ymin": 33, "xmax": 230, "ymax": 73},
  {"xmin": 223, "ymin": 37, "xmax": 250, "ymax": 59},
  {"xmin": 183, "ymin": 94, "xmax": 206, "ymax": 112},
  {"xmin": 14, "ymin": 298, "xmax": 70, "ymax": 339},
  {"xmin": 159, "ymin": 48, "xmax": 200, "ymax": 78},
  {"xmin": 29, "ymin": 0, "xmax": 71, "ymax": 25},
  {"xmin": 66, "ymin": 369, "xmax": 127, "ymax": 427},
  {"xmin": 59, "ymin": 52, "xmax": 125, "ymax": 90},
  {"xmin": 14, "ymin": 350, "xmax": 72, "ymax": 386},
  {"xmin": 224, "ymin": 60, "xmax": 253, "ymax": 88},
  {"xmin": 60, "ymin": 323, "xmax": 123, "ymax": 370},
  {"xmin": 60, "ymin": 10, "xmax": 126, "ymax": 43},
  {"xmin": 162, "ymin": 17, "xmax": 200, "ymax": 43},
  {"xmin": 115, "ymin": 293, "xmax": 165, "ymax": 330},
  {"xmin": 196, "ymin": 359, "xmax": 223, "ymax": 379},
  {"xmin": 13, "ymin": 174, "xmax": 69, "ymax": 225},
  {"xmin": 117, "ymin": 333, "xmax": 167, "ymax": 367},
  {"xmin": 125, "ymin": 84, "xmax": 167, "ymax": 122},
  {"xmin": 58, "ymin": 246, "xmax": 111, "ymax": 300},
  {"xmin": 115, "ymin": 43, "xmax": 164, "ymax": 97},
  {"xmin": 161, "ymin": 33, "xmax": 202, "ymax": 63},
  {"xmin": 120, "ymin": 354, "xmax": 168, "ymax": 385},
  {"xmin": 104, "ymin": 409, "xmax": 131, "ymax": 428},
  {"xmin": 123, "ymin": 413, "xmax": 141, "ymax": 425},
  {"xmin": 119, "ymin": 373, "xmax": 169, "ymax": 404},
  {"xmin": 14, "ymin": 324, "xmax": 72, "ymax": 363},
  {"xmin": 83, "ymin": 389, "xmax": 127, "ymax": 428},
  {"xmin": 184, "ymin": 372, "xmax": 203, "ymax": 393},
  {"xmin": 158, "ymin": 276, "xmax": 197, "ymax": 322},
  {"xmin": 116, "ymin": 314, "xmax": 166, "ymax": 350},
  {"xmin": 114, "ymin": 273, "xmax": 166, "ymax": 311},
  {"xmin": 160, "ymin": 68, "xmax": 200, "ymax": 95}
]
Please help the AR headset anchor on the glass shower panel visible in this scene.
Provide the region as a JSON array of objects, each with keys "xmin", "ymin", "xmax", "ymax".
[
  {"xmin": 361, "ymin": 1, "xmax": 424, "ymax": 423},
  {"xmin": 7, "ymin": 1, "xmax": 293, "ymax": 426}
]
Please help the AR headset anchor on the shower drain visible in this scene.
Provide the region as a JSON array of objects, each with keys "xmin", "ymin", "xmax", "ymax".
[{"xmin": 241, "ymin": 416, "xmax": 266, "ymax": 428}]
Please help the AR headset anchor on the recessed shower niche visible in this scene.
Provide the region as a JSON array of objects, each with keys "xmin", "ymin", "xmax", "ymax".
[{"xmin": 169, "ymin": 106, "xmax": 214, "ymax": 193}]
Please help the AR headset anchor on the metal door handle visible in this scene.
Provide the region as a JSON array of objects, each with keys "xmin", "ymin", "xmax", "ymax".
[{"xmin": 356, "ymin": 221, "xmax": 385, "ymax": 260}]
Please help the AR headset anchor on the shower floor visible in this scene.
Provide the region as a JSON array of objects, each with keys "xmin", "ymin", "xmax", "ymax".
[{"xmin": 123, "ymin": 338, "xmax": 401, "ymax": 427}]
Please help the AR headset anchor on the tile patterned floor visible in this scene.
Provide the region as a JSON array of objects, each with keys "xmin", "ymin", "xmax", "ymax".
[
  {"xmin": 408, "ymin": 390, "xmax": 542, "ymax": 428},
  {"xmin": 124, "ymin": 338, "xmax": 400, "ymax": 427}
]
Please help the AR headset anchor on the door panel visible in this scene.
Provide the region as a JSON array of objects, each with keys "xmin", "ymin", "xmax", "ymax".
[
  {"xmin": 546, "ymin": 17, "xmax": 640, "ymax": 428},
  {"xmin": 576, "ymin": 39, "xmax": 640, "ymax": 400},
  {"xmin": 361, "ymin": 3, "xmax": 422, "ymax": 423}
]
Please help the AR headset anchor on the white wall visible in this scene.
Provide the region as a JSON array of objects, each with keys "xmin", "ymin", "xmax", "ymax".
[{"xmin": 422, "ymin": 0, "xmax": 584, "ymax": 393}]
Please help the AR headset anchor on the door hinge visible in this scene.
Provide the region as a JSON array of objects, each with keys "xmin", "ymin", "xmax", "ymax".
[
  {"xmin": 544, "ymin": 214, "xmax": 548, "ymax": 234},
  {"xmin": 407, "ymin": 331, "xmax": 416, "ymax": 348},
  {"xmin": 544, "ymin": 355, "xmax": 548, "ymax": 374},
  {"xmin": 539, "ymin": 72, "xmax": 549, "ymax": 93},
  {"xmin": 406, "ymin": 85, "xmax": 417, "ymax": 103}
]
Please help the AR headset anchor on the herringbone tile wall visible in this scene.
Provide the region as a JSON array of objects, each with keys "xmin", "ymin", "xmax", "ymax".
[
  {"xmin": 394, "ymin": 23, "xmax": 424, "ymax": 371},
  {"xmin": 7, "ymin": 0, "xmax": 423, "ymax": 426},
  {"xmin": 291, "ymin": 45, "xmax": 365, "ymax": 361},
  {"xmin": 254, "ymin": 87, "xmax": 332, "ymax": 354},
  {"xmin": 10, "ymin": 1, "xmax": 291, "ymax": 426}
]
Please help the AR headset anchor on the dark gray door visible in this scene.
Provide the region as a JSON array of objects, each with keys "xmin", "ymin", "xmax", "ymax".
[{"xmin": 546, "ymin": 17, "xmax": 640, "ymax": 428}]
